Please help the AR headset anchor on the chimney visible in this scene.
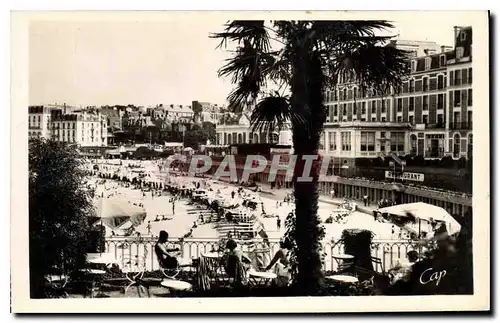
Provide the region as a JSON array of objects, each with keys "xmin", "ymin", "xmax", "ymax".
[
  {"xmin": 453, "ymin": 26, "xmax": 461, "ymax": 46},
  {"xmin": 440, "ymin": 45, "xmax": 446, "ymax": 53}
]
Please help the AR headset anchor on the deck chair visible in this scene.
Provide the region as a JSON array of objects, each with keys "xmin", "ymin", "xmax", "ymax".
[
  {"xmin": 155, "ymin": 248, "xmax": 183, "ymax": 280},
  {"xmin": 121, "ymin": 254, "xmax": 162, "ymax": 298}
]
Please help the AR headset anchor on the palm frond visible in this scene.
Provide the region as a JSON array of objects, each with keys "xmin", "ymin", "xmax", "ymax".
[
  {"xmin": 250, "ymin": 94, "xmax": 308, "ymax": 134},
  {"xmin": 212, "ymin": 20, "xmax": 275, "ymax": 108},
  {"xmin": 327, "ymin": 43, "xmax": 410, "ymax": 93},
  {"xmin": 312, "ymin": 20, "xmax": 394, "ymax": 38},
  {"xmin": 210, "ymin": 20, "xmax": 271, "ymax": 51}
]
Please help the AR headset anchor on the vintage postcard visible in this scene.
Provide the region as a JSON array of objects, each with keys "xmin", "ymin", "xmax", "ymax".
[{"xmin": 11, "ymin": 10, "xmax": 490, "ymax": 313}]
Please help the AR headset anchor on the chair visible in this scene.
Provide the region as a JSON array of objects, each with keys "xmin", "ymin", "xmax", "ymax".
[
  {"xmin": 336, "ymin": 258, "xmax": 355, "ymax": 275},
  {"xmin": 155, "ymin": 247, "xmax": 188, "ymax": 280},
  {"xmin": 371, "ymin": 256, "xmax": 385, "ymax": 273},
  {"xmin": 44, "ymin": 274, "xmax": 69, "ymax": 298}
]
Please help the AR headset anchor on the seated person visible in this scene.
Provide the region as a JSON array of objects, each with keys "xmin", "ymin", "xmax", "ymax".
[
  {"xmin": 264, "ymin": 239, "xmax": 293, "ymax": 286},
  {"xmin": 154, "ymin": 230, "xmax": 180, "ymax": 269},
  {"xmin": 222, "ymin": 239, "xmax": 252, "ymax": 285},
  {"xmin": 388, "ymin": 250, "xmax": 419, "ymax": 285}
]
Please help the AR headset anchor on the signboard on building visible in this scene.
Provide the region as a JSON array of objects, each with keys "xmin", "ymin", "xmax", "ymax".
[{"xmin": 385, "ymin": 171, "xmax": 425, "ymax": 182}]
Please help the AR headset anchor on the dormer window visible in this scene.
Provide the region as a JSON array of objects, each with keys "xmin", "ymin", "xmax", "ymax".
[
  {"xmin": 411, "ymin": 60, "xmax": 417, "ymax": 72},
  {"xmin": 425, "ymin": 57, "xmax": 431, "ymax": 70},
  {"xmin": 439, "ymin": 54, "xmax": 446, "ymax": 67},
  {"xmin": 460, "ymin": 32, "xmax": 466, "ymax": 41},
  {"xmin": 456, "ymin": 47, "xmax": 464, "ymax": 59}
]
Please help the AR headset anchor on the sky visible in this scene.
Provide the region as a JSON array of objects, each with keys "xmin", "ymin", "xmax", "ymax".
[{"xmin": 28, "ymin": 11, "xmax": 481, "ymax": 107}]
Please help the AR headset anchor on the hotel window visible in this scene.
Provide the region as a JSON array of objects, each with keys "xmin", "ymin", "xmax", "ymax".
[
  {"xmin": 423, "ymin": 115, "xmax": 428, "ymax": 124},
  {"xmin": 438, "ymin": 94, "xmax": 444, "ymax": 109},
  {"xmin": 339, "ymin": 90, "xmax": 343, "ymax": 101},
  {"xmin": 468, "ymin": 89, "xmax": 473, "ymax": 106},
  {"xmin": 381, "ymin": 117, "xmax": 386, "ymax": 122},
  {"xmin": 329, "ymin": 132, "xmax": 336, "ymax": 151},
  {"xmin": 409, "ymin": 116, "xmax": 414, "ymax": 124},
  {"xmin": 423, "ymin": 96, "xmax": 428, "ymax": 110},
  {"xmin": 454, "ymin": 70, "xmax": 461, "ymax": 85},
  {"xmin": 460, "ymin": 32, "xmax": 466, "ymax": 41},
  {"xmin": 461, "ymin": 69, "xmax": 468, "ymax": 84},
  {"xmin": 353, "ymin": 104, "xmax": 357, "ymax": 115},
  {"xmin": 334, "ymin": 90, "xmax": 338, "ymax": 101},
  {"xmin": 371, "ymin": 117, "xmax": 376, "ymax": 122},
  {"xmin": 390, "ymin": 132, "xmax": 405, "ymax": 152},
  {"xmin": 361, "ymin": 102, "xmax": 366, "ymax": 114},
  {"xmin": 454, "ymin": 90, "xmax": 461, "ymax": 107},
  {"xmin": 439, "ymin": 55, "xmax": 446, "ymax": 67},
  {"xmin": 437, "ymin": 114, "xmax": 444, "ymax": 126},
  {"xmin": 423, "ymin": 77, "xmax": 429, "ymax": 92},
  {"xmin": 343, "ymin": 104, "xmax": 347, "ymax": 115},
  {"xmin": 343, "ymin": 88, "xmax": 347, "ymax": 100},
  {"xmin": 333, "ymin": 105, "xmax": 338, "ymax": 116},
  {"xmin": 409, "ymin": 79, "xmax": 415, "ymax": 93},
  {"xmin": 397, "ymin": 116, "xmax": 402, "ymax": 122},
  {"xmin": 397, "ymin": 98, "xmax": 402, "ymax": 112},
  {"xmin": 381, "ymin": 102, "xmax": 386, "ymax": 113},
  {"xmin": 437, "ymin": 75, "xmax": 444, "ymax": 89},
  {"xmin": 360, "ymin": 131, "xmax": 376, "ymax": 151},
  {"xmin": 425, "ymin": 57, "xmax": 431, "ymax": 70},
  {"xmin": 411, "ymin": 60, "xmax": 416, "ymax": 72},
  {"xmin": 353, "ymin": 88, "xmax": 358, "ymax": 99},
  {"xmin": 468, "ymin": 68, "xmax": 472, "ymax": 83},
  {"xmin": 468, "ymin": 111, "xmax": 472, "ymax": 125},
  {"xmin": 341, "ymin": 132, "xmax": 351, "ymax": 151},
  {"xmin": 409, "ymin": 97, "xmax": 415, "ymax": 111}
]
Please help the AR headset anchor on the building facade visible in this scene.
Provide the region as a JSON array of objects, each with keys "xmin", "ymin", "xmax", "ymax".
[
  {"xmin": 51, "ymin": 110, "xmax": 108, "ymax": 147},
  {"xmin": 28, "ymin": 105, "xmax": 108, "ymax": 147},
  {"xmin": 215, "ymin": 114, "xmax": 280, "ymax": 145},
  {"xmin": 323, "ymin": 26, "xmax": 473, "ymax": 162}
]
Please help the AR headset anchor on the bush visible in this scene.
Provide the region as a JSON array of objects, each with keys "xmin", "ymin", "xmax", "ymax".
[
  {"xmin": 413, "ymin": 155, "xmax": 425, "ymax": 167},
  {"xmin": 439, "ymin": 156, "xmax": 454, "ymax": 168},
  {"xmin": 457, "ymin": 157, "xmax": 467, "ymax": 169},
  {"xmin": 29, "ymin": 138, "xmax": 93, "ymax": 298},
  {"xmin": 402, "ymin": 155, "xmax": 413, "ymax": 166},
  {"xmin": 372, "ymin": 157, "xmax": 384, "ymax": 167}
]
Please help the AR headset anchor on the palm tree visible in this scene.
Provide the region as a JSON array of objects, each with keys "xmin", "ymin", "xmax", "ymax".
[{"xmin": 212, "ymin": 20, "xmax": 409, "ymax": 295}]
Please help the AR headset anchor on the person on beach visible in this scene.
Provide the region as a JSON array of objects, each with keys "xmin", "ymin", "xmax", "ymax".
[
  {"xmin": 146, "ymin": 221, "xmax": 152, "ymax": 234},
  {"xmin": 276, "ymin": 217, "xmax": 281, "ymax": 230}
]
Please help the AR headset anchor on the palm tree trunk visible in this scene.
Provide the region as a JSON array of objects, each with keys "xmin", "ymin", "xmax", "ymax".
[{"xmin": 290, "ymin": 51, "xmax": 326, "ymax": 295}]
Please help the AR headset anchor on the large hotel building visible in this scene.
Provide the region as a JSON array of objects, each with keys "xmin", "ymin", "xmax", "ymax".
[{"xmin": 215, "ymin": 26, "xmax": 473, "ymax": 168}]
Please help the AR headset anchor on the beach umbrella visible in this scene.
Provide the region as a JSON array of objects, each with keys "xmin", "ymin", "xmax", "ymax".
[
  {"xmin": 90, "ymin": 197, "xmax": 147, "ymax": 230},
  {"xmin": 378, "ymin": 202, "xmax": 461, "ymax": 235}
]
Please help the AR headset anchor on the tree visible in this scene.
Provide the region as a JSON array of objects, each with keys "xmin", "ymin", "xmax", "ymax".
[
  {"xmin": 183, "ymin": 125, "xmax": 206, "ymax": 150},
  {"xmin": 201, "ymin": 121, "xmax": 216, "ymax": 143},
  {"xmin": 212, "ymin": 21, "xmax": 409, "ymax": 295},
  {"xmin": 29, "ymin": 138, "xmax": 94, "ymax": 298}
]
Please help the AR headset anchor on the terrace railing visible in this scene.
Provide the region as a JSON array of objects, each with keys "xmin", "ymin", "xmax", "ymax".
[{"xmin": 104, "ymin": 236, "xmax": 418, "ymax": 274}]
